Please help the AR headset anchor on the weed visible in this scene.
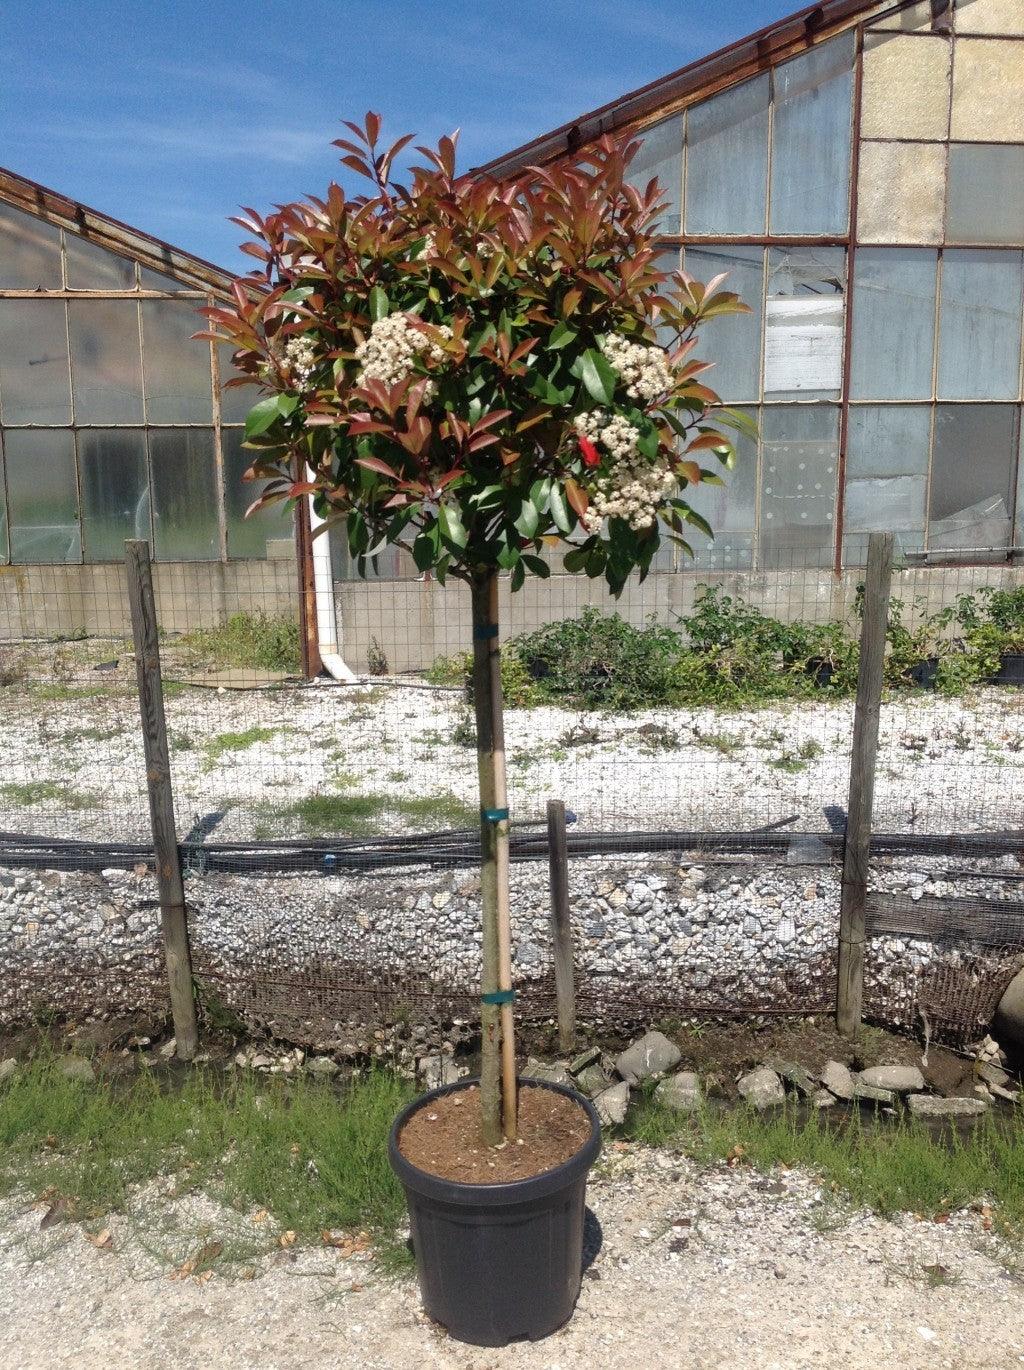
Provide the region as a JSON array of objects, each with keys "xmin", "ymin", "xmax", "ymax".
[
  {"xmin": 280, "ymin": 788, "xmax": 476, "ymax": 836},
  {"xmin": 696, "ymin": 731, "xmax": 742, "ymax": 756},
  {"xmin": 0, "ymin": 1057, "xmax": 414, "ymax": 1265},
  {"xmin": 0, "ymin": 649, "xmax": 27, "ymax": 688},
  {"xmin": 180, "ymin": 612, "xmax": 301, "ymax": 674},
  {"xmin": 0, "ymin": 780, "xmax": 98, "ymax": 810},
  {"xmin": 204, "ymin": 727, "xmax": 277, "ymax": 765}
]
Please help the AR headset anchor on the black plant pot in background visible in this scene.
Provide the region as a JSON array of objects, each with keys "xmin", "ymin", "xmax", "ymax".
[
  {"xmin": 804, "ymin": 657, "xmax": 835, "ymax": 689},
  {"xmin": 993, "ymin": 653, "xmax": 1024, "ymax": 686},
  {"xmin": 388, "ymin": 1077, "xmax": 602, "ymax": 1347},
  {"xmin": 909, "ymin": 656, "xmax": 940, "ymax": 689}
]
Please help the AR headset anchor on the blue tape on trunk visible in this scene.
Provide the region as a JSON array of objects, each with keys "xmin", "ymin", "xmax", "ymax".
[
  {"xmin": 481, "ymin": 988, "xmax": 516, "ymax": 1005},
  {"xmin": 473, "ymin": 623, "xmax": 499, "ymax": 640},
  {"xmin": 481, "ymin": 807, "xmax": 509, "ymax": 822}
]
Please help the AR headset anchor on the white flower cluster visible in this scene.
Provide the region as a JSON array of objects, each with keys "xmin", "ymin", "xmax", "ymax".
[
  {"xmin": 599, "ymin": 332, "xmax": 674, "ymax": 403},
  {"xmin": 283, "ymin": 336, "xmax": 318, "ymax": 385},
  {"xmin": 573, "ymin": 410, "xmax": 674, "ymax": 533},
  {"xmin": 354, "ymin": 314, "xmax": 451, "ymax": 395}
]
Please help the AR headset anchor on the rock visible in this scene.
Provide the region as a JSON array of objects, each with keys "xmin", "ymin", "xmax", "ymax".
[
  {"xmin": 521, "ymin": 1057, "xmax": 571, "ymax": 1087},
  {"xmin": 593, "ymin": 1081, "xmax": 629, "ymax": 1126},
  {"xmin": 420, "ymin": 1055, "xmax": 464, "ymax": 1090},
  {"xmin": 975, "ymin": 1060, "xmax": 1012, "ymax": 1089},
  {"xmin": 655, "ymin": 1071, "xmax": 701, "ymax": 1113},
  {"xmin": 575, "ymin": 1062, "xmax": 612, "ymax": 1097},
  {"xmin": 768, "ymin": 1059, "xmax": 815, "ymax": 1097},
  {"xmin": 569, "ymin": 1047, "xmax": 601, "ymax": 1075},
  {"xmin": 306, "ymin": 1056, "xmax": 340, "ymax": 1075},
  {"xmin": 737, "ymin": 1066, "xmax": 785, "ymax": 1109},
  {"xmin": 853, "ymin": 1081, "xmax": 895, "ymax": 1105},
  {"xmin": 993, "ymin": 966, "xmax": 1024, "ymax": 1056},
  {"xmin": 615, "ymin": 1031, "xmax": 681, "ymax": 1084},
  {"xmin": 0, "ymin": 1059, "xmax": 16, "ymax": 1083},
  {"xmin": 907, "ymin": 1094, "xmax": 988, "ymax": 1118},
  {"xmin": 820, "ymin": 1060, "xmax": 855, "ymax": 1101},
  {"xmin": 158, "ymin": 1037, "xmax": 177, "ymax": 1060},
  {"xmin": 58, "ymin": 1056, "xmax": 95, "ymax": 1084},
  {"xmin": 812, "ymin": 1088, "xmax": 837, "ymax": 1109},
  {"xmin": 857, "ymin": 1065, "xmax": 925, "ymax": 1094},
  {"xmin": 989, "ymin": 1082, "xmax": 1021, "ymax": 1103}
]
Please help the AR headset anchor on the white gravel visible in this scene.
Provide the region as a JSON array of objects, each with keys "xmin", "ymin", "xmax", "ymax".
[
  {"xmin": 1, "ymin": 1146, "xmax": 1021, "ymax": 1370},
  {"xmin": 1, "ymin": 676, "xmax": 1022, "ymax": 842}
]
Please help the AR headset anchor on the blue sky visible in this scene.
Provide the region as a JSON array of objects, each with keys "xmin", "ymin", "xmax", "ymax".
[{"xmin": 1, "ymin": 1, "xmax": 791, "ymax": 272}]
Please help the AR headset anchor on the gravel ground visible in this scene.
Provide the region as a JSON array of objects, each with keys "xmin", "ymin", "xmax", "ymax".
[
  {"xmin": 1, "ymin": 673, "xmax": 1022, "ymax": 842},
  {"xmin": 2, "ymin": 1146, "xmax": 1023, "ymax": 1370}
]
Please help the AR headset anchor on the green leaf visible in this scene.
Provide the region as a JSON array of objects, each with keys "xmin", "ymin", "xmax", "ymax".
[
  {"xmin": 277, "ymin": 393, "xmax": 299, "ymax": 418},
  {"xmin": 412, "ymin": 529, "xmax": 437, "ymax": 572},
  {"xmin": 514, "ymin": 498, "xmax": 540, "ymax": 539},
  {"xmin": 281, "ymin": 286, "xmax": 315, "ymax": 303},
  {"xmin": 579, "ymin": 349, "xmax": 617, "ymax": 405},
  {"xmin": 369, "ymin": 286, "xmax": 390, "ymax": 322},
  {"xmin": 438, "ymin": 503, "xmax": 468, "ymax": 549},
  {"xmin": 548, "ymin": 482, "xmax": 571, "ymax": 533},
  {"xmin": 521, "ymin": 554, "xmax": 550, "ymax": 579},
  {"xmin": 547, "ymin": 321, "xmax": 578, "ymax": 350},
  {"xmin": 245, "ymin": 397, "xmax": 284, "ymax": 439},
  {"xmin": 563, "ymin": 546, "xmax": 589, "ymax": 574},
  {"xmin": 510, "ymin": 560, "xmax": 526, "ymax": 591}
]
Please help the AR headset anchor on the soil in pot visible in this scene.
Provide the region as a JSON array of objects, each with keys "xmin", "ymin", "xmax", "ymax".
[{"xmin": 398, "ymin": 1082, "xmax": 591, "ymax": 1183}]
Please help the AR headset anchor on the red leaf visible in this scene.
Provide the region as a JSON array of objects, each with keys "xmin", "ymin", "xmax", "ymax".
[
  {"xmin": 564, "ymin": 478, "xmax": 589, "ymax": 518},
  {"xmin": 355, "ymin": 456, "xmax": 400, "ymax": 479}
]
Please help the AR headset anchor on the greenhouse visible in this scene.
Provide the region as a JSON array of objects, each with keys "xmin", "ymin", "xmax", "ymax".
[{"xmin": 1, "ymin": 0, "xmax": 1022, "ymax": 624}]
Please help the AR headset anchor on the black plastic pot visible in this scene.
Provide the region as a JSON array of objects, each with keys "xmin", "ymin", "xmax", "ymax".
[
  {"xmin": 388, "ymin": 1077, "xmax": 601, "ymax": 1347},
  {"xmin": 993, "ymin": 653, "xmax": 1024, "ymax": 686},
  {"xmin": 909, "ymin": 656, "xmax": 940, "ymax": 689},
  {"xmin": 804, "ymin": 657, "xmax": 835, "ymax": 689}
]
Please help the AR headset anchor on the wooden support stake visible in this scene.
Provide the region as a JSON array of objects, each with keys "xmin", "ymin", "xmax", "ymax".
[
  {"xmin": 836, "ymin": 531, "xmax": 894, "ymax": 1038},
  {"xmin": 546, "ymin": 799, "xmax": 576, "ymax": 1054},
  {"xmin": 471, "ymin": 571, "xmax": 517, "ymax": 1143},
  {"xmin": 125, "ymin": 540, "xmax": 199, "ymax": 1061}
]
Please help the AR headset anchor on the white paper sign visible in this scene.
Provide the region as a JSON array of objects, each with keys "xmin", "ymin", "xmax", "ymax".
[{"xmin": 764, "ymin": 296, "xmax": 843, "ymax": 394}]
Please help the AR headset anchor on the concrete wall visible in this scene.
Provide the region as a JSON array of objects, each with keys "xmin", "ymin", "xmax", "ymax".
[
  {"xmin": 0, "ymin": 559, "xmax": 296, "ymax": 642},
  {"xmin": 334, "ymin": 562, "xmax": 1024, "ymax": 675}
]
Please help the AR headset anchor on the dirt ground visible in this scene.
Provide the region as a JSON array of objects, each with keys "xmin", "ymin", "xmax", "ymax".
[{"xmin": 2, "ymin": 1142, "xmax": 1023, "ymax": 1370}]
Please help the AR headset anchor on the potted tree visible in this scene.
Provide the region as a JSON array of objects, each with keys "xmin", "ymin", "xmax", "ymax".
[{"xmin": 202, "ymin": 115, "xmax": 746, "ymax": 1346}]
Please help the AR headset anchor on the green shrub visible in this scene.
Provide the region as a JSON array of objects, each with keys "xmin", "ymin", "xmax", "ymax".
[{"xmin": 512, "ymin": 608, "xmax": 682, "ymax": 710}]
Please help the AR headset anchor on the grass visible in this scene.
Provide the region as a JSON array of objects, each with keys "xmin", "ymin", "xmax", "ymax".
[
  {"xmin": 622, "ymin": 1098, "xmax": 1024, "ymax": 1232},
  {"xmin": 265, "ymin": 789, "xmax": 478, "ymax": 838},
  {"xmin": 0, "ymin": 1057, "xmax": 415, "ymax": 1270},
  {"xmin": 178, "ymin": 611, "xmax": 301, "ymax": 674},
  {"xmin": 0, "ymin": 780, "xmax": 98, "ymax": 809},
  {"xmin": 203, "ymin": 726, "xmax": 278, "ymax": 765}
]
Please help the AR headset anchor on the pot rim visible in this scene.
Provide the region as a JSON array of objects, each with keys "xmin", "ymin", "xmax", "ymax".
[{"xmin": 388, "ymin": 1076, "xmax": 602, "ymax": 1207}]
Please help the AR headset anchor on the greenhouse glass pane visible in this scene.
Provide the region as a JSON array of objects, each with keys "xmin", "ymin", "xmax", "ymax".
[
  {"xmin": 937, "ymin": 249, "xmax": 1024, "ymax": 399},
  {"xmin": 64, "ymin": 234, "xmax": 136, "ymax": 290},
  {"xmin": 68, "ymin": 299, "xmax": 144, "ymax": 423},
  {"xmin": 850, "ymin": 249, "xmax": 937, "ymax": 400},
  {"xmin": 684, "ymin": 75, "xmax": 769, "ymax": 234},
  {"xmin": 759, "ymin": 405, "xmax": 839, "ymax": 569},
  {"xmin": 686, "ymin": 409, "xmax": 758, "ymax": 570},
  {"xmin": 0, "ymin": 203, "xmax": 62, "ymax": 289},
  {"xmin": 0, "ymin": 300, "xmax": 72, "ymax": 424},
  {"xmin": 5, "ymin": 429, "xmax": 80, "ymax": 563},
  {"xmin": 140, "ymin": 299, "xmax": 213, "ymax": 423},
  {"xmin": 625, "ymin": 114, "xmax": 683, "ymax": 234},
  {"xmin": 150, "ymin": 428, "xmax": 219, "ymax": 560},
  {"xmin": 946, "ymin": 144, "xmax": 1024, "ymax": 245},
  {"xmin": 684, "ymin": 247, "xmax": 763, "ymax": 402},
  {"xmin": 929, "ymin": 404, "xmax": 1016, "ymax": 550},
  {"xmin": 223, "ymin": 428, "xmax": 290, "ymax": 558},
  {"xmin": 846, "ymin": 404, "xmax": 932, "ymax": 478},
  {"xmin": 769, "ymin": 33, "xmax": 855, "ymax": 234},
  {"xmin": 78, "ymin": 429, "xmax": 150, "ymax": 561},
  {"xmin": 139, "ymin": 264, "xmax": 196, "ymax": 292},
  {"xmin": 764, "ymin": 247, "xmax": 845, "ymax": 399}
]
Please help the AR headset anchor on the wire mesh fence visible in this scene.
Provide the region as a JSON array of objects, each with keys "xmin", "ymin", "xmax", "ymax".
[{"xmin": 2, "ymin": 537, "xmax": 1023, "ymax": 1047}]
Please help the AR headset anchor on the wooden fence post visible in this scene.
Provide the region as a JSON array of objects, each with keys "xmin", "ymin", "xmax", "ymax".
[
  {"xmin": 125, "ymin": 540, "xmax": 199, "ymax": 1060},
  {"xmin": 836, "ymin": 531, "xmax": 895, "ymax": 1037},
  {"xmin": 546, "ymin": 799, "xmax": 576, "ymax": 1053}
]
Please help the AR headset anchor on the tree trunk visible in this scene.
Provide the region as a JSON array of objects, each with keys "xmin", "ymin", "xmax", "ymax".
[{"xmin": 470, "ymin": 571, "xmax": 518, "ymax": 1145}]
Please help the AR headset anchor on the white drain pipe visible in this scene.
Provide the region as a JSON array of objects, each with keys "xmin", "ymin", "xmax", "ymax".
[{"xmin": 308, "ymin": 495, "xmax": 357, "ymax": 683}]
